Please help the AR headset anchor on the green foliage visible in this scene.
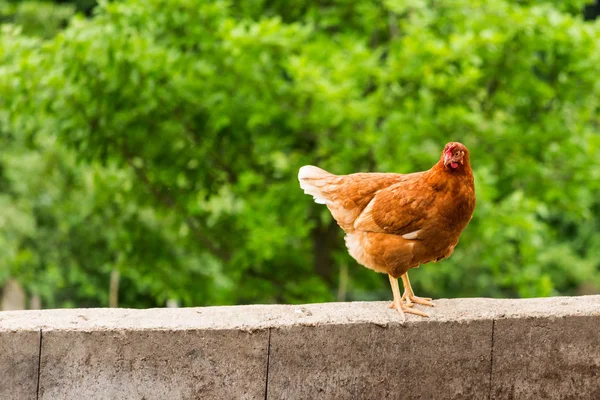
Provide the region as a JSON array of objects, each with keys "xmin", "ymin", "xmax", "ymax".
[
  {"xmin": 0, "ymin": 1, "xmax": 75, "ymax": 38},
  {"xmin": 1, "ymin": 0, "xmax": 599, "ymax": 308}
]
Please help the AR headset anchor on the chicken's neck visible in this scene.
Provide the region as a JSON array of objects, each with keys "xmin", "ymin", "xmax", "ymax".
[{"xmin": 426, "ymin": 160, "xmax": 474, "ymax": 190}]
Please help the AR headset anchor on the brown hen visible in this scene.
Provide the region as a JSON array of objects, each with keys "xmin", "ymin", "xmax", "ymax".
[{"xmin": 298, "ymin": 142, "xmax": 476, "ymax": 320}]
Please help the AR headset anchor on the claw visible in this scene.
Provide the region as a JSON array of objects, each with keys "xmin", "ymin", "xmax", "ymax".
[
  {"xmin": 402, "ymin": 292, "xmax": 434, "ymax": 308},
  {"xmin": 400, "ymin": 273, "xmax": 434, "ymax": 308},
  {"xmin": 388, "ymin": 274, "xmax": 429, "ymax": 321},
  {"xmin": 389, "ymin": 301, "xmax": 429, "ymax": 319}
]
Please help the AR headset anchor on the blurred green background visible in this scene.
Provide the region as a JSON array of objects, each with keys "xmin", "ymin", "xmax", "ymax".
[{"xmin": 1, "ymin": 0, "xmax": 599, "ymax": 310}]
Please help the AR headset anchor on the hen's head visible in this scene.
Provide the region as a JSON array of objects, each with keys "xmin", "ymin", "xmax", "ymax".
[{"xmin": 442, "ymin": 142, "xmax": 470, "ymax": 171}]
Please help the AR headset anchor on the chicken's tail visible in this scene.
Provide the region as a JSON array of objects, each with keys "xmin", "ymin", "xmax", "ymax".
[{"xmin": 298, "ymin": 165, "xmax": 336, "ymax": 205}]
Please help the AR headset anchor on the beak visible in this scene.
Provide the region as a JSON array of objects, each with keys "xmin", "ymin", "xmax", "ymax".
[
  {"xmin": 443, "ymin": 153, "xmax": 452, "ymax": 166},
  {"xmin": 443, "ymin": 145, "xmax": 455, "ymax": 166}
]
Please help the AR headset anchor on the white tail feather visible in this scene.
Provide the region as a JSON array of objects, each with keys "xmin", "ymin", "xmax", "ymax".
[{"xmin": 298, "ymin": 165, "xmax": 333, "ymax": 205}]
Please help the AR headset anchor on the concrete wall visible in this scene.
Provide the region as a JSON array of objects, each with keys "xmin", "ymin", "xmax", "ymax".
[{"xmin": 1, "ymin": 296, "xmax": 599, "ymax": 399}]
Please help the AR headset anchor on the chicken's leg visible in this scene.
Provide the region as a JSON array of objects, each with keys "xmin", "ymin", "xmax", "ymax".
[
  {"xmin": 401, "ymin": 272, "xmax": 434, "ymax": 308},
  {"xmin": 388, "ymin": 275, "xmax": 428, "ymax": 321}
]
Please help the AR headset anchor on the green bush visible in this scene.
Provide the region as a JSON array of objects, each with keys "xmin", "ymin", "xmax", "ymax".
[
  {"xmin": 1, "ymin": 0, "xmax": 599, "ymax": 308},
  {"xmin": 0, "ymin": 1, "xmax": 75, "ymax": 38}
]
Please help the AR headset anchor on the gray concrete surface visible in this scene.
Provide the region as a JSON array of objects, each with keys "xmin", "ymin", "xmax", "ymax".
[
  {"xmin": 39, "ymin": 329, "xmax": 268, "ymax": 400},
  {"xmin": 0, "ymin": 330, "xmax": 40, "ymax": 400},
  {"xmin": 491, "ymin": 315, "xmax": 600, "ymax": 400},
  {"xmin": 267, "ymin": 320, "xmax": 492, "ymax": 399},
  {"xmin": 0, "ymin": 296, "xmax": 599, "ymax": 399}
]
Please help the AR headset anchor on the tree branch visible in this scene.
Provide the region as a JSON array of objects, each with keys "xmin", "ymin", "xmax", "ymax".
[{"xmin": 121, "ymin": 145, "xmax": 231, "ymax": 262}]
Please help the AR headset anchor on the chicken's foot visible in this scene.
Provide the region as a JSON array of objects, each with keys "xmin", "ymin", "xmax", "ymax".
[
  {"xmin": 401, "ymin": 273, "xmax": 434, "ymax": 308},
  {"xmin": 388, "ymin": 275, "xmax": 429, "ymax": 321}
]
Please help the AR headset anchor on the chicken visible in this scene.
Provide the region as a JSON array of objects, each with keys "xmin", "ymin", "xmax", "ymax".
[{"xmin": 298, "ymin": 142, "xmax": 476, "ymax": 321}]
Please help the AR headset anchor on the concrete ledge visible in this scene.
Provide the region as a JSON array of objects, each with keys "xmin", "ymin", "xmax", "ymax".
[
  {"xmin": 1, "ymin": 296, "xmax": 599, "ymax": 399},
  {"xmin": 0, "ymin": 330, "xmax": 40, "ymax": 400}
]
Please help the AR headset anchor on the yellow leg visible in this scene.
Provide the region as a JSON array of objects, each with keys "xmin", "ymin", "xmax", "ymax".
[
  {"xmin": 388, "ymin": 275, "xmax": 428, "ymax": 321},
  {"xmin": 401, "ymin": 273, "xmax": 434, "ymax": 308}
]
